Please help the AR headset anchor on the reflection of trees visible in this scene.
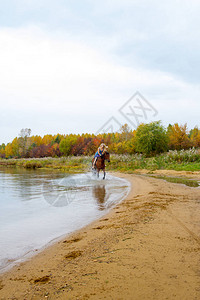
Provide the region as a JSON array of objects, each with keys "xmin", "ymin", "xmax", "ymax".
[
  {"xmin": 0, "ymin": 168, "xmax": 32, "ymax": 201},
  {"xmin": 92, "ymin": 185, "xmax": 106, "ymax": 210},
  {"xmin": 0, "ymin": 168, "xmax": 63, "ymax": 202}
]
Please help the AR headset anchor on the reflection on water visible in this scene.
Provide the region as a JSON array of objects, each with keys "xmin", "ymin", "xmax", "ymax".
[
  {"xmin": 0, "ymin": 168, "xmax": 130, "ymax": 272},
  {"xmin": 93, "ymin": 185, "xmax": 107, "ymax": 210}
]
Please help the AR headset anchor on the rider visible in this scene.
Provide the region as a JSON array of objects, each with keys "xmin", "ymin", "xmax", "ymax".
[{"xmin": 92, "ymin": 143, "xmax": 107, "ymax": 169}]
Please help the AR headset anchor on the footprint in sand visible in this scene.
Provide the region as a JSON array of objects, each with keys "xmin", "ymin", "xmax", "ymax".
[
  {"xmin": 63, "ymin": 236, "xmax": 83, "ymax": 244},
  {"xmin": 33, "ymin": 275, "xmax": 50, "ymax": 284},
  {"xmin": 0, "ymin": 280, "xmax": 4, "ymax": 290},
  {"xmin": 64, "ymin": 250, "xmax": 82, "ymax": 260},
  {"xmin": 93, "ymin": 225, "xmax": 105, "ymax": 230}
]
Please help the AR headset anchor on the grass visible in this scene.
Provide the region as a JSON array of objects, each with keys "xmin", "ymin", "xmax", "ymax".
[
  {"xmin": 0, "ymin": 149, "xmax": 200, "ymax": 173},
  {"xmin": 147, "ymin": 175, "xmax": 199, "ymax": 187},
  {"xmin": 106, "ymin": 148, "xmax": 200, "ymax": 172},
  {"xmin": 0, "ymin": 157, "xmax": 91, "ymax": 173}
]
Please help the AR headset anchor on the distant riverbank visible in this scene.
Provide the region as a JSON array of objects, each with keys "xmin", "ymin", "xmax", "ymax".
[{"xmin": 0, "ymin": 148, "xmax": 200, "ymax": 173}]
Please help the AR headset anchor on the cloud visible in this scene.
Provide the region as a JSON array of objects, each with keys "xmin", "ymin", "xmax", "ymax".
[
  {"xmin": 0, "ymin": 19, "xmax": 199, "ymax": 144},
  {"xmin": 86, "ymin": 0, "xmax": 200, "ymax": 83},
  {"xmin": 1, "ymin": 1, "xmax": 200, "ymax": 85}
]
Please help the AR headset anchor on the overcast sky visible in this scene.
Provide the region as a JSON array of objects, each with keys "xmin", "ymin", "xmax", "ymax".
[{"xmin": 0, "ymin": 0, "xmax": 200, "ymax": 144}]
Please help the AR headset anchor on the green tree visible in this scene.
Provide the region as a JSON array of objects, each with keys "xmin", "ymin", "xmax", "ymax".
[
  {"xmin": 135, "ymin": 121, "xmax": 168, "ymax": 156},
  {"xmin": 54, "ymin": 134, "xmax": 61, "ymax": 144},
  {"xmin": 59, "ymin": 135, "xmax": 78, "ymax": 156}
]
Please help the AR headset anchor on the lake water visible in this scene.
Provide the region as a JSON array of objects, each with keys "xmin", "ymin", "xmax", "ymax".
[{"xmin": 0, "ymin": 168, "xmax": 130, "ymax": 272}]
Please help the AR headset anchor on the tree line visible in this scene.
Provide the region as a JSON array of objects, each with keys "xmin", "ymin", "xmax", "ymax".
[{"xmin": 0, "ymin": 122, "xmax": 199, "ymax": 159}]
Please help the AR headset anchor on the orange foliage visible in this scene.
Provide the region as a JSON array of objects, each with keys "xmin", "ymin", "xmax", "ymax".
[
  {"xmin": 167, "ymin": 123, "xmax": 191, "ymax": 150},
  {"xmin": 0, "ymin": 123, "xmax": 199, "ymax": 159}
]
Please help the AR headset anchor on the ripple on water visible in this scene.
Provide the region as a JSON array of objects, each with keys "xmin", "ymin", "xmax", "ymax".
[{"xmin": 0, "ymin": 170, "xmax": 130, "ymax": 272}]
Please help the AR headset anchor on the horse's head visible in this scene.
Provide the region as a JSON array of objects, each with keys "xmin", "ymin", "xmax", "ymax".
[{"xmin": 103, "ymin": 151, "xmax": 110, "ymax": 162}]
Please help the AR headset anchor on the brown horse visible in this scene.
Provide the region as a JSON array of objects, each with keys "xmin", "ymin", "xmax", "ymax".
[{"xmin": 92, "ymin": 151, "xmax": 110, "ymax": 179}]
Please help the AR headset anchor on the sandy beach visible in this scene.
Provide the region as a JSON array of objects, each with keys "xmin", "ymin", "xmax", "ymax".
[{"xmin": 0, "ymin": 172, "xmax": 200, "ymax": 300}]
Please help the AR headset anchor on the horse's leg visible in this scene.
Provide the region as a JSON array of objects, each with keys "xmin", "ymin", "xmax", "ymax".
[
  {"xmin": 103, "ymin": 168, "xmax": 106, "ymax": 180},
  {"xmin": 97, "ymin": 169, "xmax": 99, "ymax": 178}
]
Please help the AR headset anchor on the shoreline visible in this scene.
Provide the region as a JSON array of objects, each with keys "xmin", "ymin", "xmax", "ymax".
[
  {"xmin": 0, "ymin": 172, "xmax": 200, "ymax": 299},
  {"xmin": 0, "ymin": 172, "xmax": 131, "ymax": 275}
]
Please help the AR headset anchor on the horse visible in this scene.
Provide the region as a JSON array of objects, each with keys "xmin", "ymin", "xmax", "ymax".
[{"xmin": 92, "ymin": 151, "xmax": 110, "ymax": 180}]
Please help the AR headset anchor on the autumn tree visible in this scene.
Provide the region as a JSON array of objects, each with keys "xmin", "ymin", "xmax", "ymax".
[
  {"xmin": 1, "ymin": 122, "xmax": 198, "ymax": 159},
  {"xmin": 120, "ymin": 124, "xmax": 132, "ymax": 141},
  {"xmin": 30, "ymin": 135, "xmax": 42, "ymax": 147},
  {"xmin": 167, "ymin": 123, "xmax": 191, "ymax": 150},
  {"xmin": 42, "ymin": 134, "xmax": 54, "ymax": 145},
  {"xmin": 5, "ymin": 143, "xmax": 13, "ymax": 158},
  {"xmin": 11, "ymin": 137, "xmax": 20, "ymax": 157},
  {"xmin": 189, "ymin": 127, "xmax": 200, "ymax": 148}
]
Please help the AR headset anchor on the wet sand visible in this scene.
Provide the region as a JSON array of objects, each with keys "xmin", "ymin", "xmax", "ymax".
[{"xmin": 0, "ymin": 172, "xmax": 200, "ymax": 300}]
